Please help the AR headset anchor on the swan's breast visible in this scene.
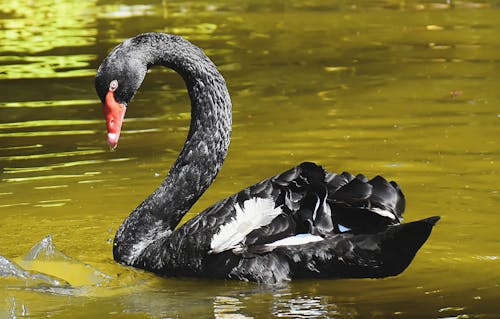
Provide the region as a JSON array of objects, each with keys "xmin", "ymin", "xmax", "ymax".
[{"xmin": 126, "ymin": 221, "xmax": 172, "ymax": 264}]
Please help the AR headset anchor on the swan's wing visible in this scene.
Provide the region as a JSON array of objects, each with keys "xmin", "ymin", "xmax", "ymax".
[
  {"xmin": 240, "ymin": 163, "xmax": 407, "ymax": 252},
  {"xmin": 324, "ymin": 170, "xmax": 406, "ymax": 234},
  {"xmin": 242, "ymin": 162, "xmax": 333, "ymax": 246},
  {"xmin": 182, "ymin": 162, "xmax": 408, "ymax": 255},
  {"xmin": 181, "ymin": 162, "xmax": 327, "ymax": 254}
]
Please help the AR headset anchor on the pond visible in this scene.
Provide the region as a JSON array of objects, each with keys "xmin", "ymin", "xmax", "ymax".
[{"xmin": 0, "ymin": 0, "xmax": 499, "ymax": 318}]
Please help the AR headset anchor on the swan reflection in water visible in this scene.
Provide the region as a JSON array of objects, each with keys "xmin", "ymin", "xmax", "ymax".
[{"xmin": 213, "ymin": 293, "xmax": 353, "ymax": 319}]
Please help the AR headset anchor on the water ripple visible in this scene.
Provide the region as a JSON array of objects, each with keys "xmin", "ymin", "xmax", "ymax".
[
  {"xmin": 0, "ymin": 119, "xmax": 101, "ymax": 130},
  {"xmin": 4, "ymin": 159, "xmax": 106, "ymax": 174},
  {"xmin": 0, "ymin": 149, "xmax": 105, "ymax": 161},
  {"xmin": 0, "ymin": 130, "xmax": 96, "ymax": 137},
  {"xmin": 0, "ymin": 99, "xmax": 96, "ymax": 108}
]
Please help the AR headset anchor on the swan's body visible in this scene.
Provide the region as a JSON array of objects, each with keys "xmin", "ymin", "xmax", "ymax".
[{"xmin": 95, "ymin": 33, "xmax": 438, "ymax": 283}]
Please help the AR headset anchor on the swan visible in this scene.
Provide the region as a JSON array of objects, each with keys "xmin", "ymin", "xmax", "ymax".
[{"xmin": 95, "ymin": 32, "xmax": 439, "ymax": 283}]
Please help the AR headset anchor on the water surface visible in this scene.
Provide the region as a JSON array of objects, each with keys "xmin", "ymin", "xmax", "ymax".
[{"xmin": 1, "ymin": 0, "xmax": 499, "ymax": 318}]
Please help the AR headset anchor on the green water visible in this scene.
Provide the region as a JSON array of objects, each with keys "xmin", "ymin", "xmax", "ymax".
[{"xmin": 1, "ymin": 0, "xmax": 499, "ymax": 318}]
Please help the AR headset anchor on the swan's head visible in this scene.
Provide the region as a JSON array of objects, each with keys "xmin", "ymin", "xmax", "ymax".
[{"xmin": 95, "ymin": 40, "xmax": 147, "ymax": 150}]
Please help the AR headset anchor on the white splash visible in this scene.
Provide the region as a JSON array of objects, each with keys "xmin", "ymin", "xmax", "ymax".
[
  {"xmin": 210, "ymin": 197, "xmax": 282, "ymax": 254},
  {"xmin": 264, "ymin": 233, "xmax": 324, "ymax": 247}
]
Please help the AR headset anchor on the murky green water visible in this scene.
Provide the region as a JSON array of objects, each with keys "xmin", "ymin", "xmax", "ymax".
[{"xmin": 1, "ymin": 0, "xmax": 499, "ymax": 318}]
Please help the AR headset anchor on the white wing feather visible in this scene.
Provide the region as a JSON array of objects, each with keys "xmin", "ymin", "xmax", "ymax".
[{"xmin": 210, "ymin": 197, "xmax": 282, "ymax": 254}]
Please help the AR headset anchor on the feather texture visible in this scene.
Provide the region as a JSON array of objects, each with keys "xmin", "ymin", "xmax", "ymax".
[{"xmin": 210, "ymin": 198, "xmax": 283, "ymax": 254}]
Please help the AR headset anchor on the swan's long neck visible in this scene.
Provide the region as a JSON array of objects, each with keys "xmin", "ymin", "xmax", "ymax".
[{"xmin": 112, "ymin": 34, "xmax": 232, "ymax": 265}]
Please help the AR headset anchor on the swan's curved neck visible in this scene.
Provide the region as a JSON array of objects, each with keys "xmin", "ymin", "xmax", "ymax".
[{"xmin": 112, "ymin": 34, "xmax": 232, "ymax": 264}]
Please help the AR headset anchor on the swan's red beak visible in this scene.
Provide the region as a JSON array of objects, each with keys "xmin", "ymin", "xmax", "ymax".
[{"xmin": 103, "ymin": 90, "xmax": 126, "ymax": 150}]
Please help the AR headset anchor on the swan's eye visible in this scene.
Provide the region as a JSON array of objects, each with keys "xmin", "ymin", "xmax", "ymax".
[{"xmin": 109, "ymin": 80, "xmax": 119, "ymax": 92}]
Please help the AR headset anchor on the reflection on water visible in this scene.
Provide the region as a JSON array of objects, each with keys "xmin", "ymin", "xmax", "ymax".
[
  {"xmin": 213, "ymin": 296, "xmax": 253, "ymax": 319},
  {"xmin": 272, "ymin": 294, "xmax": 337, "ymax": 318},
  {"xmin": 1, "ymin": 0, "xmax": 499, "ymax": 318},
  {"xmin": 0, "ymin": 0, "xmax": 97, "ymax": 80}
]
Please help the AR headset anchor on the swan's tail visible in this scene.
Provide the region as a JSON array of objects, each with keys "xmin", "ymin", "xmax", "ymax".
[
  {"xmin": 376, "ymin": 215, "xmax": 440, "ymax": 276},
  {"xmin": 281, "ymin": 216, "xmax": 440, "ymax": 279}
]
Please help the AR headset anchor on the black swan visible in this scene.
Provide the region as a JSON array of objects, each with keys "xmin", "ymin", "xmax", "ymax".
[{"xmin": 95, "ymin": 33, "xmax": 439, "ymax": 283}]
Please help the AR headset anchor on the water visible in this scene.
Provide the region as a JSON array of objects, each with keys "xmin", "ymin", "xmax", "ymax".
[{"xmin": 1, "ymin": 0, "xmax": 499, "ymax": 317}]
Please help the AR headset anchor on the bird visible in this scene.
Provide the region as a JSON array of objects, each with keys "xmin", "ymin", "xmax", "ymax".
[{"xmin": 94, "ymin": 32, "xmax": 439, "ymax": 283}]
